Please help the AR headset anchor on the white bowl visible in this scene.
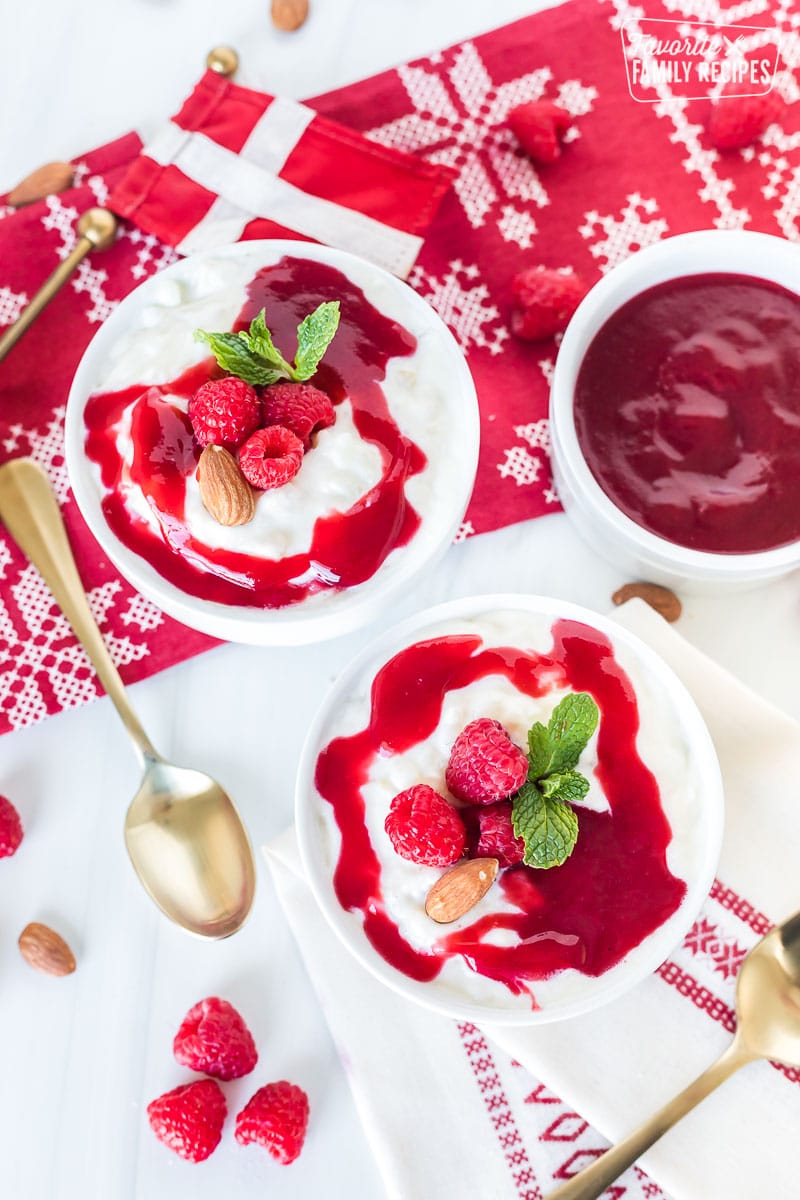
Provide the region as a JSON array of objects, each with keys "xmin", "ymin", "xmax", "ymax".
[
  {"xmin": 65, "ymin": 241, "xmax": 479, "ymax": 645},
  {"xmin": 550, "ymin": 231, "xmax": 800, "ymax": 592},
  {"xmin": 296, "ymin": 593, "xmax": 724, "ymax": 1025}
]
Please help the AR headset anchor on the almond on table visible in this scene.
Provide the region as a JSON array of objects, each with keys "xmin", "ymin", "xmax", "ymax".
[{"xmin": 18, "ymin": 922, "xmax": 76, "ymax": 976}]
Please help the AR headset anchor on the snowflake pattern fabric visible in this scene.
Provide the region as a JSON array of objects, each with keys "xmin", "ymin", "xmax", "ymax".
[{"xmin": 2, "ymin": 0, "xmax": 800, "ymax": 739}]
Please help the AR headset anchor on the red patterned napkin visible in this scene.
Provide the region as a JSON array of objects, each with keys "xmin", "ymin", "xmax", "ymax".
[{"xmin": 1, "ymin": 0, "xmax": 797, "ymax": 735}]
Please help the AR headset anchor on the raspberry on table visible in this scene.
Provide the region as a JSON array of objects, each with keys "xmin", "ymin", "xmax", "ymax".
[
  {"xmin": 472, "ymin": 801, "xmax": 525, "ymax": 868},
  {"xmin": 446, "ymin": 718, "xmax": 528, "ymax": 805},
  {"xmin": 235, "ymin": 1081, "xmax": 310, "ymax": 1165},
  {"xmin": 707, "ymin": 89, "xmax": 784, "ymax": 151},
  {"xmin": 510, "ymin": 267, "xmax": 587, "ymax": 341},
  {"xmin": 188, "ymin": 377, "xmax": 261, "ymax": 449},
  {"xmin": 384, "ymin": 784, "xmax": 466, "ymax": 866},
  {"xmin": 0, "ymin": 795, "xmax": 23, "ymax": 858},
  {"xmin": 173, "ymin": 996, "xmax": 258, "ymax": 1081},
  {"xmin": 507, "ymin": 99, "xmax": 573, "ymax": 164},
  {"xmin": 238, "ymin": 424, "xmax": 304, "ymax": 490},
  {"xmin": 262, "ymin": 382, "xmax": 336, "ymax": 450},
  {"xmin": 147, "ymin": 1079, "xmax": 226, "ymax": 1163}
]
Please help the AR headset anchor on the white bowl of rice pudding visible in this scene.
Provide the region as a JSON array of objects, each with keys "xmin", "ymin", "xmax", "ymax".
[{"xmin": 65, "ymin": 241, "xmax": 479, "ymax": 644}]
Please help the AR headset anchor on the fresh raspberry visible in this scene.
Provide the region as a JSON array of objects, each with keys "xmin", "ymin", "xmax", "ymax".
[
  {"xmin": 147, "ymin": 1079, "xmax": 226, "ymax": 1163},
  {"xmin": 446, "ymin": 718, "xmax": 528, "ymax": 805},
  {"xmin": 235, "ymin": 1081, "xmax": 310, "ymax": 1165},
  {"xmin": 238, "ymin": 425, "xmax": 304, "ymax": 490},
  {"xmin": 0, "ymin": 795, "xmax": 23, "ymax": 858},
  {"xmin": 384, "ymin": 784, "xmax": 466, "ymax": 866},
  {"xmin": 262, "ymin": 382, "xmax": 336, "ymax": 450},
  {"xmin": 471, "ymin": 801, "xmax": 525, "ymax": 868},
  {"xmin": 173, "ymin": 997, "xmax": 257, "ymax": 1081},
  {"xmin": 507, "ymin": 100, "xmax": 572, "ymax": 164},
  {"xmin": 188, "ymin": 377, "xmax": 261, "ymax": 449},
  {"xmin": 707, "ymin": 89, "xmax": 784, "ymax": 151},
  {"xmin": 510, "ymin": 268, "xmax": 587, "ymax": 341}
]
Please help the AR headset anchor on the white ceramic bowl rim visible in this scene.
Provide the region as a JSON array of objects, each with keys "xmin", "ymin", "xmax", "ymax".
[
  {"xmin": 551, "ymin": 230, "xmax": 800, "ymax": 576},
  {"xmin": 64, "ymin": 239, "xmax": 480, "ymax": 645},
  {"xmin": 295, "ymin": 592, "xmax": 725, "ymax": 1026}
]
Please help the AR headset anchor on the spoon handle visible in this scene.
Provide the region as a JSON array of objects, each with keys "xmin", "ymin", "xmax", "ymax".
[
  {"xmin": 543, "ymin": 1038, "xmax": 755, "ymax": 1200},
  {"xmin": 0, "ymin": 458, "xmax": 158, "ymax": 765},
  {"xmin": 0, "ymin": 209, "xmax": 117, "ymax": 366}
]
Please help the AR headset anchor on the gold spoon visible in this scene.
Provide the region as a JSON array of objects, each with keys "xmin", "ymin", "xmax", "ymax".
[
  {"xmin": 545, "ymin": 908, "xmax": 800, "ymax": 1198},
  {"xmin": 0, "ymin": 458, "xmax": 256, "ymax": 938}
]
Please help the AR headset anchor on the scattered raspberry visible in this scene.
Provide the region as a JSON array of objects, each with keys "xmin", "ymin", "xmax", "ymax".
[
  {"xmin": 173, "ymin": 997, "xmax": 258, "ymax": 1081},
  {"xmin": 384, "ymin": 784, "xmax": 466, "ymax": 866},
  {"xmin": 262, "ymin": 382, "xmax": 335, "ymax": 450},
  {"xmin": 235, "ymin": 1081, "xmax": 310, "ymax": 1165},
  {"xmin": 510, "ymin": 268, "xmax": 587, "ymax": 341},
  {"xmin": 446, "ymin": 718, "xmax": 528, "ymax": 805},
  {"xmin": 238, "ymin": 424, "xmax": 304, "ymax": 490},
  {"xmin": 472, "ymin": 801, "xmax": 525, "ymax": 868},
  {"xmin": 707, "ymin": 88, "xmax": 784, "ymax": 151},
  {"xmin": 507, "ymin": 100, "xmax": 572, "ymax": 164},
  {"xmin": 147, "ymin": 1079, "xmax": 226, "ymax": 1163},
  {"xmin": 189, "ymin": 378, "xmax": 261, "ymax": 449},
  {"xmin": 0, "ymin": 795, "xmax": 23, "ymax": 858}
]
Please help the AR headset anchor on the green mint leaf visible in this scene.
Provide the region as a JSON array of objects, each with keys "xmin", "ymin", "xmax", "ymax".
[
  {"xmin": 242, "ymin": 310, "xmax": 294, "ymax": 375},
  {"xmin": 528, "ymin": 692, "xmax": 599, "ymax": 779},
  {"xmin": 293, "ymin": 301, "xmax": 341, "ymax": 381},
  {"xmin": 194, "ymin": 330, "xmax": 283, "ymax": 386},
  {"xmin": 540, "ymin": 770, "xmax": 590, "ymax": 805},
  {"xmin": 512, "ymin": 781, "xmax": 579, "ymax": 869},
  {"xmin": 527, "ymin": 721, "xmax": 551, "ymax": 780}
]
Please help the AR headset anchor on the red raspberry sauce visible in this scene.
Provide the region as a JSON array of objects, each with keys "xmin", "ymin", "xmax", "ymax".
[
  {"xmin": 314, "ymin": 619, "xmax": 686, "ymax": 1004},
  {"xmin": 83, "ymin": 257, "xmax": 426, "ymax": 608},
  {"xmin": 574, "ymin": 273, "xmax": 800, "ymax": 554}
]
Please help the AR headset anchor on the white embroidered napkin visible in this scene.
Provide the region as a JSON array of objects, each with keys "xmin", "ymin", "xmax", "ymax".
[{"xmin": 265, "ymin": 600, "xmax": 800, "ymax": 1200}]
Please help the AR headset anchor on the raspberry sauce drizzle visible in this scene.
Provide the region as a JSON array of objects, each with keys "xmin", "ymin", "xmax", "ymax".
[
  {"xmin": 314, "ymin": 620, "xmax": 686, "ymax": 1002},
  {"xmin": 83, "ymin": 257, "xmax": 426, "ymax": 609}
]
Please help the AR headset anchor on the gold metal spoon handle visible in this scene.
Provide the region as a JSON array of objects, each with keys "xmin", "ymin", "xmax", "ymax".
[
  {"xmin": 0, "ymin": 208, "xmax": 117, "ymax": 366},
  {"xmin": 0, "ymin": 458, "xmax": 158, "ymax": 765},
  {"xmin": 544, "ymin": 1038, "xmax": 756, "ymax": 1200}
]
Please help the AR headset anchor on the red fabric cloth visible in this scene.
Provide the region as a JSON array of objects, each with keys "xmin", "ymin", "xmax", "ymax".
[
  {"xmin": 1, "ymin": 0, "xmax": 796, "ymax": 734},
  {"xmin": 113, "ymin": 70, "xmax": 453, "ymax": 258}
]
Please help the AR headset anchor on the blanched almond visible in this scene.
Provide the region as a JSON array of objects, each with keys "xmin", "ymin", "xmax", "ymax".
[
  {"xmin": 8, "ymin": 161, "xmax": 74, "ymax": 207},
  {"xmin": 612, "ymin": 581, "xmax": 682, "ymax": 623},
  {"xmin": 197, "ymin": 445, "xmax": 256, "ymax": 526},
  {"xmin": 18, "ymin": 922, "xmax": 76, "ymax": 976},
  {"xmin": 425, "ymin": 857, "xmax": 499, "ymax": 924}
]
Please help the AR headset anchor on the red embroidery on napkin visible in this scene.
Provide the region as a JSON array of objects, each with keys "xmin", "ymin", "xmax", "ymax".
[
  {"xmin": 709, "ymin": 880, "xmax": 772, "ymax": 937},
  {"xmin": 457, "ymin": 1022, "xmax": 542, "ymax": 1200}
]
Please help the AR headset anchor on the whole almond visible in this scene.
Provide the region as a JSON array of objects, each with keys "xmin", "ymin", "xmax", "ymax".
[
  {"xmin": 425, "ymin": 857, "xmax": 499, "ymax": 924},
  {"xmin": 18, "ymin": 922, "xmax": 76, "ymax": 976},
  {"xmin": 8, "ymin": 161, "xmax": 74, "ymax": 208},
  {"xmin": 197, "ymin": 445, "xmax": 256, "ymax": 526},
  {"xmin": 612, "ymin": 581, "xmax": 682, "ymax": 624},
  {"xmin": 271, "ymin": 0, "xmax": 309, "ymax": 31}
]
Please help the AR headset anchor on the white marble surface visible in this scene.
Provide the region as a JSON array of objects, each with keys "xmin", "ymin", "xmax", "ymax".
[{"xmin": 3, "ymin": 1, "xmax": 800, "ymax": 1197}]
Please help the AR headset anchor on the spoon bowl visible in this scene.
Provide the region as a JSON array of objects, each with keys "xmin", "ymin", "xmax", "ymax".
[
  {"xmin": 0, "ymin": 458, "xmax": 255, "ymax": 938},
  {"xmin": 126, "ymin": 758, "xmax": 256, "ymax": 938}
]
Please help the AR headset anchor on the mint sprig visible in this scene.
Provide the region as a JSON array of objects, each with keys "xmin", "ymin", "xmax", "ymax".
[
  {"xmin": 512, "ymin": 693, "xmax": 599, "ymax": 869},
  {"xmin": 194, "ymin": 301, "xmax": 340, "ymax": 388}
]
